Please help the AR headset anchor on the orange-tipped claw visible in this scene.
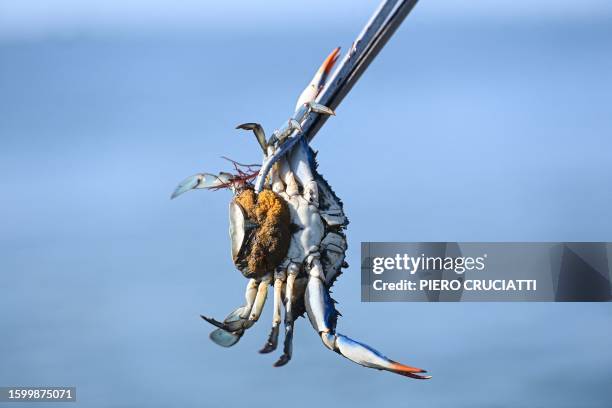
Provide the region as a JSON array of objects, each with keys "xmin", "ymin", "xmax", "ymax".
[
  {"xmin": 319, "ymin": 47, "xmax": 341, "ymax": 76},
  {"xmin": 334, "ymin": 333, "xmax": 431, "ymax": 380},
  {"xmin": 390, "ymin": 361, "xmax": 432, "ymax": 380},
  {"xmin": 295, "ymin": 47, "xmax": 343, "ymax": 110}
]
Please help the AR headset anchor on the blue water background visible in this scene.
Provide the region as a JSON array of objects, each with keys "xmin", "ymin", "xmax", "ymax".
[{"xmin": 1, "ymin": 1, "xmax": 612, "ymax": 406}]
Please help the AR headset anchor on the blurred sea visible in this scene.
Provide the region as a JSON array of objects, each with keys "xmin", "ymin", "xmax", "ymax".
[{"xmin": 1, "ymin": 5, "xmax": 611, "ymax": 407}]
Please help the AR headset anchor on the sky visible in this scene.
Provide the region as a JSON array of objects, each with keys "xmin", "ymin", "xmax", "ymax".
[
  {"xmin": 1, "ymin": 1, "xmax": 611, "ymax": 407},
  {"xmin": 2, "ymin": 0, "xmax": 612, "ymax": 39}
]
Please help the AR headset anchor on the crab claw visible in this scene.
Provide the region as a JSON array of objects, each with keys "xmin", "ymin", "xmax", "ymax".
[
  {"xmin": 295, "ymin": 47, "xmax": 341, "ymax": 110},
  {"xmin": 333, "ymin": 334, "xmax": 431, "ymax": 379},
  {"xmin": 171, "ymin": 174, "xmax": 202, "ymax": 199},
  {"xmin": 170, "ymin": 173, "xmax": 231, "ymax": 199}
]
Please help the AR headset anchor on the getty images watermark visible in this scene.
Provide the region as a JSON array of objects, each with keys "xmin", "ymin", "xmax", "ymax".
[
  {"xmin": 361, "ymin": 242, "xmax": 612, "ymax": 302},
  {"xmin": 371, "ymin": 253, "xmax": 536, "ymax": 292}
]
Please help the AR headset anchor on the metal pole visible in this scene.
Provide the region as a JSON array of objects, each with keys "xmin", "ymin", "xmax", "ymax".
[
  {"xmin": 305, "ymin": 0, "xmax": 419, "ymax": 142},
  {"xmin": 255, "ymin": 0, "xmax": 419, "ymax": 191}
]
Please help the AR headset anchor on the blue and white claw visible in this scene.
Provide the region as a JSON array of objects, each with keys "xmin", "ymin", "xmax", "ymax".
[
  {"xmin": 171, "ymin": 172, "xmax": 232, "ymax": 199},
  {"xmin": 333, "ymin": 335, "xmax": 431, "ymax": 379},
  {"xmin": 201, "ymin": 307, "xmax": 252, "ymax": 348},
  {"xmin": 295, "ymin": 47, "xmax": 340, "ymax": 111},
  {"xmin": 305, "ymin": 256, "xmax": 431, "ymax": 380}
]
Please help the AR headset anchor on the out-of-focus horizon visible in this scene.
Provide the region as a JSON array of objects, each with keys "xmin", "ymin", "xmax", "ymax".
[
  {"xmin": 1, "ymin": 1, "xmax": 611, "ymax": 407},
  {"xmin": 2, "ymin": 0, "xmax": 612, "ymax": 41}
]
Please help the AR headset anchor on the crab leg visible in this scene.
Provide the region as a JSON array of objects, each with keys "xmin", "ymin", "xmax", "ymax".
[
  {"xmin": 288, "ymin": 136, "xmax": 319, "ymax": 206},
  {"xmin": 304, "ymin": 255, "xmax": 431, "ymax": 380},
  {"xmin": 273, "ymin": 263, "xmax": 299, "ymax": 367},
  {"xmin": 248, "ymin": 274, "xmax": 272, "ymax": 322},
  {"xmin": 260, "ymin": 271, "xmax": 285, "ymax": 353},
  {"xmin": 242, "ymin": 278, "xmax": 259, "ymax": 317}
]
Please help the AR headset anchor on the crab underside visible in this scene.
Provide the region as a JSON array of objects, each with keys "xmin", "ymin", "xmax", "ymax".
[{"xmin": 171, "ymin": 48, "xmax": 430, "ymax": 379}]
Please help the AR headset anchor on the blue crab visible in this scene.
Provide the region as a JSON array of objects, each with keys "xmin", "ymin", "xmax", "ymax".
[{"xmin": 172, "ymin": 48, "xmax": 430, "ymax": 379}]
